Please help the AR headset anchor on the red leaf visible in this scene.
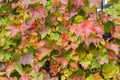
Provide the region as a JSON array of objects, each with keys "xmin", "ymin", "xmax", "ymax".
[
  {"xmin": 111, "ymin": 26, "xmax": 120, "ymax": 39},
  {"xmin": 50, "ymin": 62, "xmax": 59, "ymax": 76},
  {"xmin": 33, "ymin": 63, "xmax": 41, "ymax": 72},
  {"xmin": 19, "ymin": 23, "xmax": 30, "ymax": 35},
  {"xmin": 54, "ymin": 0, "xmax": 60, "ymax": 6},
  {"xmin": 76, "ymin": 20, "xmax": 96, "ymax": 40},
  {"xmin": 59, "ymin": 6, "xmax": 66, "ymax": 14},
  {"xmin": 21, "ymin": 74, "xmax": 30, "ymax": 80},
  {"xmin": 35, "ymin": 40, "xmax": 45, "ymax": 49},
  {"xmin": 27, "ymin": 6, "xmax": 46, "ymax": 19},
  {"xmin": 106, "ymin": 42, "xmax": 119, "ymax": 55},
  {"xmin": 71, "ymin": 62, "xmax": 78, "ymax": 69},
  {"xmin": 95, "ymin": 24, "xmax": 104, "ymax": 37},
  {"xmin": 60, "ymin": 0, "xmax": 68, "ymax": 4},
  {"xmin": 85, "ymin": 36, "xmax": 101, "ymax": 47},
  {"xmin": 72, "ymin": 0, "xmax": 84, "ymax": 8},
  {"xmin": 98, "ymin": 12, "xmax": 108, "ymax": 22},
  {"xmin": 6, "ymin": 63, "xmax": 15, "ymax": 77},
  {"xmin": 107, "ymin": 50, "xmax": 117, "ymax": 59},
  {"xmin": 70, "ymin": 24, "xmax": 78, "ymax": 33},
  {"xmin": 30, "ymin": 21, "xmax": 37, "ymax": 30},
  {"xmin": 41, "ymin": 69, "xmax": 50, "ymax": 80},
  {"xmin": 6, "ymin": 25, "xmax": 19, "ymax": 38},
  {"xmin": 61, "ymin": 33, "xmax": 69, "ymax": 41}
]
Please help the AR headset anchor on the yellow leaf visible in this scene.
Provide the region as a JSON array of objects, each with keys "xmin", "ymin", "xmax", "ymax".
[
  {"xmin": 98, "ymin": 44, "xmax": 102, "ymax": 49},
  {"xmin": 0, "ymin": 72, "xmax": 5, "ymax": 76},
  {"xmin": 100, "ymin": 39, "xmax": 105, "ymax": 46},
  {"xmin": 87, "ymin": 53, "xmax": 93, "ymax": 60}
]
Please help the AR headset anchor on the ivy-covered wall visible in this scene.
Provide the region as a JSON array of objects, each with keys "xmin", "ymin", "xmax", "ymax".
[{"xmin": 0, "ymin": 0, "xmax": 120, "ymax": 80}]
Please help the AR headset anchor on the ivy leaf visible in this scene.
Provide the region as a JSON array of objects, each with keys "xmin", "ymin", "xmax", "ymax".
[
  {"xmin": 76, "ymin": 20, "xmax": 96, "ymax": 40},
  {"xmin": 80, "ymin": 58, "xmax": 91, "ymax": 69},
  {"xmin": 72, "ymin": 0, "xmax": 85, "ymax": 9},
  {"xmin": 97, "ymin": 53, "xmax": 108, "ymax": 65},
  {"xmin": 86, "ymin": 74, "xmax": 94, "ymax": 80},
  {"xmin": 50, "ymin": 33, "xmax": 60, "ymax": 41},
  {"xmin": 6, "ymin": 25, "xmax": 19, "ymax": 38},
  {"xmin": 39, "ymin": 27, "xmax": 50, "ymax": 39},
  {"xmin": 37, "ymin": 47, "xmax": 52, "ymax": 60},
  {"xmin": 88, "ymin": 0, "xmax": 102, "ymax": 8},
  {"xmin": 6, "ymin": 63, "xmax": 15, "ymax": 77},
  {"xmin": 41, "ymin": 69, "xmax": 50, "ymax": 80},
  {"xmin": 15, "ymin": 63, "xmax": 23, "ymax": 75},
  {"xmin": 0, "ymin": 37, "xmax": 6, "ymax": 47},
  {"xmin": 60, "ymin": 0, "xmax": 68, "ymax": 5},
  {"xmin": 90, "ymin": 59, "xmax": 101, "ymax": 69},
  {"xmin": 102, "ymin": 64, "xmax": 118, "ymax": 79},
  {"xmin": 74, "ymin": 15, "xmax": 83, "ymax": 24},
  {"xmin": 52, "ymin": 56, "xmax": 69, "ymax": 68},
  {"xmin": 20, "ymin": 53, "xmax": 34, "ymax": 66},
  {"xmin": 111, "ymin": 26, "xmax": 120, "ymax": 39},
  {"xmin": 103, "ymin": 22, "xmax": 114, "ymax": 33},
  {"xmin": 35, "ymin": 40, "xmax": 45, "ymax": 49},
  {"xmin": 0, "ymin": 63, "xmax": 6, "ymax": 71},
  {"xmin": 28, "ymin": 6, "xmax": 46, "ymax": 19},
  {"xmin": 106, "ymin": 42, "xmax": 119, "ymax": 55},
  {"xmin": 45, "ymin": 0, "xmax": 54, "ymax": 10},
  {"xmin": 94, "ymin": 73, "xmax": 103, "ymax": 80},
  {"xmin": 3, "ymin": 52, "xmax": 12, "ymax": 61}
]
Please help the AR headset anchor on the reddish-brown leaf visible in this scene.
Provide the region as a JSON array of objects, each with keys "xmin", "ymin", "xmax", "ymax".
[
  {"xmin": 20, "ymin": 54, "xmax": 34, "ymax": 65},
  {"xmin": 6, "ymin": 63, "xmax": 15, "ymax": 77},
  {"xmin": 52, "ymin": 56, "xmax": 69, "ymax": 68},
  {"xmin": 37, "ymin": 47, "xmax": 52, "ymax": 60}
]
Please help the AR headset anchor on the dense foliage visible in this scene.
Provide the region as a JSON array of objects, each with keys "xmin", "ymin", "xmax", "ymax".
[{"xmin": 0, "ymin": 0, "xmax": 120, "ymax": 80}]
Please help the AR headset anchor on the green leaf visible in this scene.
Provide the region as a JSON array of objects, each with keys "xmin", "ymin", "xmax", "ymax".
[
  {"xmin": 80, "ymin": 58, "xmax": 91, "ymax": 69},
  {"xmin": 3, "ymin": 52, "xmax": 11, "ymax": 61},
  {"xmin": 102, "ymin": 63, "xmax": 118, "ymax": 79},
  {"xmin": 45, "ymin": 0, "xmax": 54, "ymax": 10},
  {"xmin": 57, "ymin": 25, "xmax": 66, "ymax": 33},
  {"xmin": 90, "ymin": 58, "xmax": 101, "ymax": 69},
  {"xmin": 50, "ymin": 33, "xmax": 60, "ymax": 41},
  {"xmin": 76, "ymin": 69, "xmax": 85, "ymax": 77},
  {"xmin": 41, "ymin": 32, "xmax": 48, "ymax": 39},
  {"xmin": 0, "ymin": 37, "xmax": 6, "ymax": 47},
  {"xmin": 38, "ymin": 74, "xmax": 44, "ymax": 80},
  {"xmin": 86, "ymin": 75, "xmax": 94, "ymax": 80},
  {"xmin": 3, "ymin": 39, "xmax": 13, "ymax": 49},
  {"xmin": 15, "ymin": 63, "xmax": 23, "ymax": 75},
  {"xmin": 74, "ymin": 15, "xmax": 83, "ymax": 24},
  {"xmin": 103, "ymin": 22, "xmax": 114, "ymax": 33}
]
